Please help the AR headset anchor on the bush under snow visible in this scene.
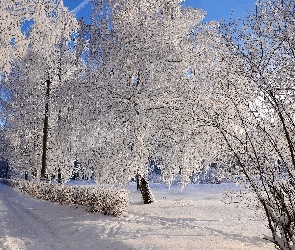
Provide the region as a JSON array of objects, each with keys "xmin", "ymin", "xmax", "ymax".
[{"xmin": 0, "ymin": 178, "xmax": 129, "ymax": 217}]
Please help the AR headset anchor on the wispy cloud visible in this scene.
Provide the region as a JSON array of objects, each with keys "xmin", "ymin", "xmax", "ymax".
[{"xmin": 69, "ymin": 0, "xmax": 90, "ymax": 14}]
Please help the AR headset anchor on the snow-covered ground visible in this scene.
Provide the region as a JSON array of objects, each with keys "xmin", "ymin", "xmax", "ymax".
[{"xmin": 0, "ymin": 182, "xmax": 274, "ymax": 250}]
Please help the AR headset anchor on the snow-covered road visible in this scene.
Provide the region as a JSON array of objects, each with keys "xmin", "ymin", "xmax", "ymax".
[
  {"xmin": 0, "ymin": 183, "xmax": 130, "ymax": 250},
  {"xmin": 0, "ymin": 182, "xmax": 275, "ymax": 250}
]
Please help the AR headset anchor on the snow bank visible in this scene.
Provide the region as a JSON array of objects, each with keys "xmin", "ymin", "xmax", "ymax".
[{"xmin": 0, "ymin": 178, "xmax": 128, "ymax": 217}]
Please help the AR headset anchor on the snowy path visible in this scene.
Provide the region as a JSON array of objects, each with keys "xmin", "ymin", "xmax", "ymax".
[
  {"xmin": 0, "ymin": 183, "xmax": 130, "ymax": 250},
  {"xmin": 0, "ymin": 183, "xmax": 274, "ymax": 250}
]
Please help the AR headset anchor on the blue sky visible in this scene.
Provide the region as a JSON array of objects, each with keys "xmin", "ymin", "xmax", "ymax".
[{"xmin": 63, "ymin": 0, "xmax": 256, "ymax": 23}]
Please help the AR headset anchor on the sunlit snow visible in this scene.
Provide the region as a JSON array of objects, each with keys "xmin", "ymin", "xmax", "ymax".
[{"xmin": 0, "ymin": 182, "xmax": 273, "ymax": 250}]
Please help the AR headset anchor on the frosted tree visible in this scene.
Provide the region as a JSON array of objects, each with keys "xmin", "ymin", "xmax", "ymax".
[
  {"xmin": 80, "ymin": 0, "xmax": 207, "ymax": 201},
  {"xmin": 0, "ymin": 0, "xmax": 29, "ymax": 74},
  {"xmin": 3, "ymin": 55, "xmax": 45, "ymax": 177},
  {"xmin": 1, "ymin": 0, "xmax": 78, "ymax": 178},
  {"xmin": 191, "ymin": 0, "xmax": 295, "ymax": 248}
]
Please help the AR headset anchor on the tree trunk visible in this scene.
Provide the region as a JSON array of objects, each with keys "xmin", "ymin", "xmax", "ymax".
[
  {"xmin": 138, "ymin": 176, "xmax": 155, "ymax": 204},
  {"xmin": 41, "ymin": 79, "xmax": 50, "ymax": 178},
  {"xmin": 5, "ymin": 160, "xmax": 8, "ymax": 178}
]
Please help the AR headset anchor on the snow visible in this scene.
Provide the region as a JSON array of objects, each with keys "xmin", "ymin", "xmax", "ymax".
[{"xmin": 0, "ymin": 182, "xmax": 274, "ymax": 249}]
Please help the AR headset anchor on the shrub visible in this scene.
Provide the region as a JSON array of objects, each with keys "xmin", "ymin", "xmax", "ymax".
[{"xmin": 0, "ymin": 178, "xmax": 129, "ymax": 217}]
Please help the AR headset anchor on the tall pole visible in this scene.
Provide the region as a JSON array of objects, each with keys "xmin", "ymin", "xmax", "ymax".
[{"xmin": 41, "ymin": 79, "xmax": 50, "ymax": 178}]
